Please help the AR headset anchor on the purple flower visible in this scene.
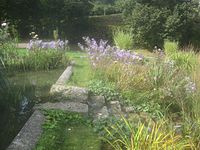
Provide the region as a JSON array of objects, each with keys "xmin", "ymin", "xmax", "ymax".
[
  {"xmin": 28, "ymin": 39, "xmax": 69, "ymax": 50},
  {"xmin": 79, "ymin": 37, "xmax": 144, "ymax": 67}
]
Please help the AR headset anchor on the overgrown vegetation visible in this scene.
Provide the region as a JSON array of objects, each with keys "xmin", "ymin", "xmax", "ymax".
[
  {"xmin": 0, "ymin": 47, "xmax": 69, "ymax": 72},
  {"xmin": 80, "ymin": 38, "xmax": 200, "ymax": 149},
  {"xmin": 0, "ymin": 24, "xmax": 69, "ymax": 72}
]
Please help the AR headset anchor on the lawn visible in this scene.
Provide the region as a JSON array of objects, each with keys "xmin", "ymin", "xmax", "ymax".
[{"xmin": 66, "ymin": 50, "xmax": 92, "ymax": 87}]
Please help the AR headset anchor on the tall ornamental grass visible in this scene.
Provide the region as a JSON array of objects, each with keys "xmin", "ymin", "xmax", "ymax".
[
  {"xmin": 170, "ymin": 51, "xmax": 197, "ymax": 72},
  {"xmin": 104, "ymin": 117, "xmax": 195, "ymax": 150},
  {"xmin": 113, "ymin": 30, "xmax": 133, "ymax": 50},
  {"xmin": 164, "ymin": 40, "xmax": 178, "ymax": 56},
  {"xmin": 164, "ymin": 41, "xmax": 197, "ymax": 72}
]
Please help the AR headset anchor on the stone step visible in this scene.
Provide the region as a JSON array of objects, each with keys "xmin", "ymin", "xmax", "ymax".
[
  {"xmin": 36, "ymin": 101, "xmax": 88, "ymax": 114},
  {"xmin": 50, "ymin": 85, "xmax": 89, "ymax": 103}
]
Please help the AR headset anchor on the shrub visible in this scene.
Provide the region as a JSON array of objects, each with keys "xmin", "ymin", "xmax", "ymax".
[
  {"xmin": 122, "ymin": 1, "xmax": 200, "ymax": 48},
  {"xmin": 123, "ymin": 3, "xmax": 168, "ymax": 48},
  {"xmin": 113, "ymin": 29, "xmax": 133, "ymax": 50}
]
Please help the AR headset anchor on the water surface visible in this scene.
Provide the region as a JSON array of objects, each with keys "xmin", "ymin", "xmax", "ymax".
[{"xmin": 0, "ymin": 68, "xmax": 65, "ymax": 149}]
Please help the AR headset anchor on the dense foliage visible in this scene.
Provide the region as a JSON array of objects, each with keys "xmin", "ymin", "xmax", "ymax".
[
  {"xmin": 122, "ymin": 0, "xmax": 200, "ymax": 48},
  {"xmin": 0, "ymin": 0, "xmax": 92, "ymax": 39},
  {"xmin": 1, "ymin": 0, "xmax": 200, "ymax": 48},
  {"xmin": 90, "ymin": 0, "xmax": 121, "ymax": 15}
]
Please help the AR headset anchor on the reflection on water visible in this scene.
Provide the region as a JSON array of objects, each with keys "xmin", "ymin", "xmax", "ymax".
[{"xmin": 0, "ymin": 68, "xmax": 64, "ymax": 150}]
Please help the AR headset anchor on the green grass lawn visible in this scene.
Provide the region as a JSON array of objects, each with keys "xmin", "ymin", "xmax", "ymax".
[{"xmin": 66, "ymin": 50, "xmax": 92, "ymax": 87}]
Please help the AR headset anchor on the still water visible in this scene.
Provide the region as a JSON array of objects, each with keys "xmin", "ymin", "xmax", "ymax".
[{"xmin": 0, "ymin": 68, "xmax": 64, "ymax": 150}]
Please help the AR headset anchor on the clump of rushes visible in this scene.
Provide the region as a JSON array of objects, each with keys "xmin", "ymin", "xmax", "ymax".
[{"xmin": 113, "ymin": 29, "xmax": 133, "ymax": 50}]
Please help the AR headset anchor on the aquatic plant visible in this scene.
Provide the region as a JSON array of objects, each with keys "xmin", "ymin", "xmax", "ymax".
[{"xmin": 0, "ymin": 46, "xmax": 69, "ymax": 72}]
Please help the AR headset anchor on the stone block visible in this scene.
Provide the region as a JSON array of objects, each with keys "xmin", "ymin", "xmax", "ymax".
[
  {"xmin": 93, "ymin": 106, "xmax": 109, "ymax": 121},
  {"xmin": 88, "ymin": 96, "xmax": 105, "ymax": 109},
  {"xmin": 38, "ymin": 101, "xmax": 88, "ymax": 114},
  {"xmin": 109, "ymin": 101, "xmax": 122, "ymax": 116},
  {"xmin": 50, "ymin": 85, "xmax": 89, "ymax": 103}
]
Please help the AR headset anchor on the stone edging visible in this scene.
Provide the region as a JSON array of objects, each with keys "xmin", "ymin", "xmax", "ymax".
[
  {"xmin": 7, "ymin": 111, "xmax": 45, "ymax": 150},
  {"xmin": 55, "ymin": 66, "xmax": 73, "ymax": 85}
]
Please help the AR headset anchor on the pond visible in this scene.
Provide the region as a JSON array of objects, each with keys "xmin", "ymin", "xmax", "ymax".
[{"xmin": 0, "ymin": 68, "xmax": 64, "ymax": 150}]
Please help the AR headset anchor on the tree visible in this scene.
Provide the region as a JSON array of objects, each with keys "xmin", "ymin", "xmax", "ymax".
[
  {"xmin": 122, "ymin": 0, "xmax": 200, "ymax": 48},
  {"xmin": 126, "ymin": 3, "xmax": 169, "ymax": 48},
  {"xmin": 0, "ymin": 0, "xmax": 92, "ymax": 38},
  {"xmin": 165, "ymin": 2, "xmax": 199, "ymax": 45},
  {"xmin": 90, "ymin": 0, "xmax": 120, "ymax": 15}
]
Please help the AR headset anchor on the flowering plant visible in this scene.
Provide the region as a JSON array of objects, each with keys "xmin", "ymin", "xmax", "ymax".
[
  {"xmin": 28, "ymin": 32, "xmax": 69, "ymax": 50},
  {"xmin": 79, "ymin": 37, "xmax": 144, "ymax": 67},
  {"xmin": 28, "ymin": 39, "xmax": 69, "ymax": 50}
]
